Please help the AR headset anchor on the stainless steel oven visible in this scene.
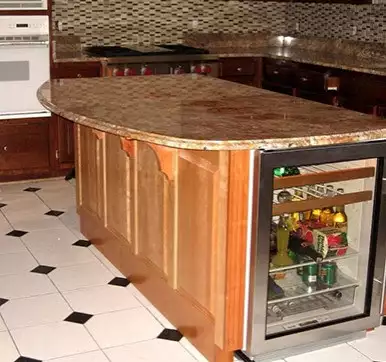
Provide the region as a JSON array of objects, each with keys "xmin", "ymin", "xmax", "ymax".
[
  {"xmin": 0, "ymin": 16, "xmax": 50, "ymax": 119},
  {"xmin": 242, "ymin": 141, "xmax": 386, "ymax": 361}
]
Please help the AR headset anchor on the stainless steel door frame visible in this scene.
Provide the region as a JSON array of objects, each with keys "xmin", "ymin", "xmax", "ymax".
[{"xmin": 245, "ymin": 141, "xmax": 386, "ymax": 357}]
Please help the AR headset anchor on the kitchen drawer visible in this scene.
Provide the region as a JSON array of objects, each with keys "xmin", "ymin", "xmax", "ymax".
[
  {"xmin": 51, "ymin": 62, "xmax": 101, "ymax": 79},
  {"xmin": 296, "ymin": 70, "xmax": 325, "ymax": 92},
  {"xmin": 220, "ymin": 58, "xmax": 256, "ymax": 76},
  {"xmin": 221, "ymin": 75, "xmax": 255, "ymax": 86},
  {"xmin": 0, "ymin": 117, "xmax": 51, "ymax": 179},
  {"xmin": 264, "ymin": 64, "xmax": 295, "ymax": 87}
]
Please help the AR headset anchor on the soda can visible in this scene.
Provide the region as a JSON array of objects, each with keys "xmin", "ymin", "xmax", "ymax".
[
  {"xmin": 319, "ymin": 262, "xmax": 337, "ymax": 286},
  {"xmin": 302, "ymin": 264, "xmax": 318, "ymax": 285}
]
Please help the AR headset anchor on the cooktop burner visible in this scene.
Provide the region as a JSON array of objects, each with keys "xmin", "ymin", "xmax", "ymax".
[{"xmin": 84, "ymin": 44, "xmax": 209, "ymax": 57}]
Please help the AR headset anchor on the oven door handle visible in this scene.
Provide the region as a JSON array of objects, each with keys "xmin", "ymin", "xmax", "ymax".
[{"xmin": 0, "ymin": 41, "xmax": 49, "ymax": 47}]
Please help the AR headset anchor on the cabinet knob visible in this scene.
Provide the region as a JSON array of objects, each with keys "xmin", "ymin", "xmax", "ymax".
[
  {"xmin": 77, "ymin": 73, "xmax": 82, "ymax": 78},
  {"xmin": 237, "ymin": 67, "xmax": 242, "ymax": 72},
  {"xmin": 3, "ymin": 145, "xmax": 7, "ymax": 151},
  {"xmin": 273, "ymin": 70, "xmax": 279, "ymax": 75},
  {"xmin": 300, "ymin": 77, "xmax": 308, "ymax": 82}
]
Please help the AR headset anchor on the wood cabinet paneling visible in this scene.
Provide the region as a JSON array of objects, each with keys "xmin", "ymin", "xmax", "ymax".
[
  {"xmin": 57, "ymin": 116, "xmax": 75, "ymax": 167},
  {"xmin": 75, "ymin": 126, "xmax": 251, "ymax": 362},
  {"xmin": 0, "ymin": 117, "xmax": 51, "ymax": 181},
  {"xmin": 220, "ymin": 58, "xmax": 261, "ymax": 87}
]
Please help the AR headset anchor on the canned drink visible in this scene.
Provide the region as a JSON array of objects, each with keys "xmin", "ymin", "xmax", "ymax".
[
  {"xmin": 319, "ymin": 262, "xmax": 337, "ymax": 286},
  {"xmin": 302, "ymin": 264, "xmax": 318, "ymax": 285}
]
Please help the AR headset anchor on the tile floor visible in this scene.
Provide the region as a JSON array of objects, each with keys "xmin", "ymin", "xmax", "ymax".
[{"xmin": 0, "ymin": 178, "xmax": 384, "ymax": 362}]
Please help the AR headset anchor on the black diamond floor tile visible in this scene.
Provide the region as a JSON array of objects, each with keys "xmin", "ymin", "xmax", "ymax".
[
  {"xmin": 23, "ymin": 187, "xmax": 41, "ymax": 192},
  {"xmin": 0, "ymin": 203, "xmax": 6, "ymax": 208},
  {"xmin": 72, "ymin": 239, "xmax": 91, "ymax": 247},
  {"xmin": 31, "ymin": 265, "xmax": 56, "ymax": 275},
  {"xmin": 108, "ymin": 277, "xmax": 130, "ymax": 287},
  {"xmin": 6, "ymin": 230, "xmax": 28, "ymax": 237},
  {"xmin": 45, "ymin": 210, "xmax": 65, "ymax": 217},
  {"xmin": 64, "ymin": 312, "xmax": 93, "ymax": 324},
  {"xmin": 0, "ymin": 298, "xmax": 9, "ymax": 307},
  {"xmin": 157, "ymin": 328, "xmax": 183, "ymax": 342},
  {"xmin": 14, "ymin": 357, "xmax": 42, "ymax": 362}
]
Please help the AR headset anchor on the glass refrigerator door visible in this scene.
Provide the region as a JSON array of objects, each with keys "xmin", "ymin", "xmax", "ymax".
[
  {"xmin": 267, "ymin": 158, "xmax": 378, "ymax": 336},
  {"xmin": 247, "ymin": 142, "xmax": 386, "ymax": 358}
]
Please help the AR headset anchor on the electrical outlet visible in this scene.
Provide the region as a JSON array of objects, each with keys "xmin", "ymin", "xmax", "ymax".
[
  {"xmin": 352, "ymin": 26, "xmax": 357, "ymax": 35},
  {"xmin": 192, "ymin": 20, "xmax": 199, "ymax": 29},
  {"xmin": 295, "ymin": 22, "xmax": 300, "ymax": 31}
]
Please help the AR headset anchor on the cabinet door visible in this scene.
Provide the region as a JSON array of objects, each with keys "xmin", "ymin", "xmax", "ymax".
[
  {"xmin": 51, "ymin": 62, "xmax": 101, "ymax": 79},
  {"xmin": 0, "ymin": 117, "xmax": 51, "ymax": 181},
  {"xmin": 57, "ymin": 116, "xmax": 75, "ymax": 167}
]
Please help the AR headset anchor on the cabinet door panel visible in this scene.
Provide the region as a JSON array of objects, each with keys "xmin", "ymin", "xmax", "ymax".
[
  {"xmin": 77, "ymin": 125, "xmax": 105, "ymax": 219},
  {"xmin": 176, "ymin": 150, "xmax": 228, "ymax": 314},
  {"xmin": 0, "ymin": 118, "xmax": 50, "ymax": 177},
  {"xmin": 57, "ymin": 116, "xmax": 74, "ymax": 166},
  {"xmin": 52, "ymin": 62, "xmax": 101, "ymax": 79}
]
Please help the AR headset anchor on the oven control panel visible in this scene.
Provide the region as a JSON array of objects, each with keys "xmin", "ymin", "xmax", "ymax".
[{"xmin": 0, "ymin": 16, "xmax": 49, "ymax": 37}]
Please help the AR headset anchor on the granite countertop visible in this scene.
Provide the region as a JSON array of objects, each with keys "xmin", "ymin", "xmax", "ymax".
[
  {"xmin": 54, "ymin": 45, "xmax": 386, "ymax": 77},
  {"xmin": 38, "ymin": 75, "xmax": 386, "ymax": 151}
]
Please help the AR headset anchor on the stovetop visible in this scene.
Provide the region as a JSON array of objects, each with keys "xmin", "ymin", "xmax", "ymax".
[{"xmin": 84, "ymin": 44, "xmax": 210, "ymax": 58}]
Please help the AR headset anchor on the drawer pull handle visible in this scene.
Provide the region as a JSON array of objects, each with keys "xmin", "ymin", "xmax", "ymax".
[
  {"xmin": 273, "ymin": 70, "xmax": 279, "ymax": 75},
  {"xmin": 77, "ymin": 73, "xmax": 82, "ymax": 78},
  {"xmin": 237, "ymin": 67, "xmax": 242, "ymax": 72},
  {"xmin": 3, "ymin": 146, "xmax": 7, "ymax": 151},
  {"xmin": 301, "ymin": 77, "xmax": 308, "ymax": 82}
]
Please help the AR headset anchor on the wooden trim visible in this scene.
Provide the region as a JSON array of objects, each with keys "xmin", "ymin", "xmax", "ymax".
[
  {"xmin": 215, "ymin": 346, "xmax": 234, "ymax": 362},
  {"xmin": 272, "ymin": 190, "xmax": 373, "ymax": 216},
  {"xmin": 221, "ymin": 150, "xmax": 250, "ymax": 350},
  {"xmin": 148, "ymin": 143, "xmax": 177, "ymax": 181},
  {"xmin": 91, "ymin": 129, "xmax": 105, "ymax": 140},
  {"xmin": 120, "ymin": 138, "xmax": 135, "ymax": 158},
  {"xmin": 273, "ymin": 166, "xmax": 375, "ymax": 190}
]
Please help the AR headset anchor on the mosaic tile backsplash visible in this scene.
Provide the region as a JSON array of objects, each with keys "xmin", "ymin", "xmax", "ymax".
[
  {"xmin": 52, "ymin": 0, "xmax": 287, "ymax": 46},
  {"xmin": 52, "ymin": 0, "xmax": 386, "ymax": 46}
]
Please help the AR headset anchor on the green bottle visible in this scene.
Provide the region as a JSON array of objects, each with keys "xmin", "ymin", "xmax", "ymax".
[{"xmin": 272, "ymin": 214, "xmax": 294, "ymax": 267}]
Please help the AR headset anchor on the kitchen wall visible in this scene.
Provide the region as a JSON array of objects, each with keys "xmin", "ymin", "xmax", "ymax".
[
  {"xmin": 52, "ymin": 0, "xmax": 287, "ymax": 46},
  {"xmin": 285, "ymin": 4, "xmax": 386, "ymax": 43}
]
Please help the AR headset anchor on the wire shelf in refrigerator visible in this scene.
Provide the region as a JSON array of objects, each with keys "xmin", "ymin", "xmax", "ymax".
[
  {"xmin": 267, "ymin": 269, "xmax": 359, "ymax": 305},
  {"xmin": 269, "ymin": 246, "xmax": 358, "ymax": 273}
]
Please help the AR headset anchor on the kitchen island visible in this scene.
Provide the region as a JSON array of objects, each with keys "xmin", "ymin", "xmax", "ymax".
[{"xmin": 38, "ymin": 75, "xmax": 386, "ymax": 362}]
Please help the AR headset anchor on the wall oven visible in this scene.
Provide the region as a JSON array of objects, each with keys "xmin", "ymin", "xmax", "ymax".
[{"xmin": 0, "ymin": 16, "xmax": 50, "ymax": 120}]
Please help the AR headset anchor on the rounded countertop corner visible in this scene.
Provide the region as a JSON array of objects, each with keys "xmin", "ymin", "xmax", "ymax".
[{"xmin": 37, "ymin": 75, "xmax": 386, "ymax": 151}]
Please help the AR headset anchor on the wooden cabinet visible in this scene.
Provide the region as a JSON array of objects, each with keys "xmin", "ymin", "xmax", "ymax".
[
  {"xmin": 57, "ymin": 116, "xmax": 75, "ymax": 168},
  {"xmin": 75, "ymin": 124, "xmax": 251, "ymax": 362},
  {"xmin": 51, "ymin": 61, "xmax": 101, "ymax": 79},
  {"xmin": 262, "ymin": 58, "xmax": 296, "ymax": 95},
  {"xmin": 220, "ymin": 57, "xmax": 261, "ymax": 87},
  {"xmin": 0, "ymin": 117, "xmax": 51, "ymax": 181}
]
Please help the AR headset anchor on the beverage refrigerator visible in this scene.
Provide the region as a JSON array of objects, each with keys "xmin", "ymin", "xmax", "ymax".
[{"xmin": 243, "ymin": 141, "xmax": 386, "ymax": 361}]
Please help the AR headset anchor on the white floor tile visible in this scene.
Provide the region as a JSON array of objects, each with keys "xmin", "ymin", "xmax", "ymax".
[
  {"xmin": 104, "ymin": 338, "xmax": 197, "ymax": 362},
  {"xmin": 180, "ymin": 338, "xmax": 208, "ymax": 362},
  {"xmin": 0, "ymin": 235, "xmax": 28, "ymax": 255},
  {"xmin": 46, "ymin": 350, "xmax": 109, "ymax": 362},
  {"xmin": 0, "ymin": 251, "xmax": 38, "ymax": 276},
  {"xmin": 63, "ymin": 284, "xmax": 141, "ymax": 315},
  {"xmin": 88, "ymin": 246, "xmax": 124, "ymax": 277},
  {"xmin": 49, "ymin": 262, "xmax": 113, "ymax": 292},
  {"xmin": 10, "ymin": 215, "xmax": 66, "ymax": 232},
  {"xmin": 0, "ymin": 331, "xmax": 19, "ymax": 362},
  {"xmin": 1, "ymin": 293, "xmax": 72, "ymax": 330},
  {"xmin": 146, "ymin": 304, "xmax": 176, "ymax": 329},
  {"xmin": 0, "ymin": 272, "xmax": 57, "ymax": 299},
  {"xmin": 348, "ymin": 326, "xmax": 386, "ymax": 361},
  {"xmin": 11, "ymin": 321, "xmax": 98, "ymax": 360},
  {"xmin": 0, "ymin": 214, "xmax": 12, "ymax": 233},
  {"xmin": 285, "ymin": 343, "xmax": 371, "ymax": 362},
  {"xmin": 86, "ymin": 307, "xmax": 163, "ymax": 349},
  {"xmin": 32, "ymin": 179, "xmax": 73, "ymax": 191},
  {"xmin": 27, "ymin": 244, "xmax": 97, "ymax": 268},
  {"xmin": 22, "ymin": 228, "xmax": 79, "ymax": 248},
  {"xmin": 0, "ymin": 316, "xmax": 6, "ymax": 331},
  {"xmin": 3, "ymin": 200, "xmax": 49, "ymax": 216}
]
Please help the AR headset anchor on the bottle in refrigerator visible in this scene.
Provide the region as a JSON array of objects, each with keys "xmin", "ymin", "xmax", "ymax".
[
  {"xmin": 310, "ymin": 185, "xmax": 324, "ymax": 222},
  {"xmin": 288, "ymin": 235, "xmax": 323, "ymax": 262},
  {"xmin": 320, "ymin": 185, "xmax": 335, "ymax": 226},
  {"xmin": 333, "ymin": 188, "xmax": 348, "ymax": 233},
  {"xmin": 291, "ymin": 189, "xmax": 304, "ymax": 228},
  {"xmin": 272, "ymin": 214, "xmax": 294, "ymax": 267}
]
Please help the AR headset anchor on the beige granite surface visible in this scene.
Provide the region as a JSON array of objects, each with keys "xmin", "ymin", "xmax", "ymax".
[
  {"xmin": 53, "ymin": 33, "xmax": 386, "ymax": 76},
  {"xmin": 38, "ymin": 75, "xmax": 386, "ymax": 151}
]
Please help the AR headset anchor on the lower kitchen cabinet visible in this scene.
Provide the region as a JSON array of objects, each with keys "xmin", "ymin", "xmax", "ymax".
[
  {"xmin": 0, "ymin": 117, "xmax": 52, "ymax": 181},
  {"xmin": 220, "ymin": 57, "xmax": 262, "ymax": 87},
  {"xmin": 57, "ymin": 115, "xmax": 75, "ymax": 168}
]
